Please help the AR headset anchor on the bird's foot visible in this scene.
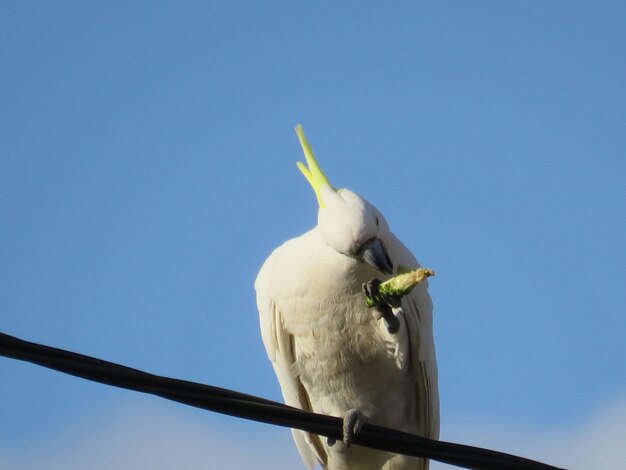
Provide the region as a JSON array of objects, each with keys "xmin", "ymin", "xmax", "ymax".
[
  {"xmin": 342, "ymin": 408, "xmax": 365, "ymax": 447},
  {"xmin": 362, "ymin": 279, "xmax": 400, "ymax": 334},
  {"xmin": 362, "ymin": 278, "xmax": 381, "ymax": 306},
  {"xmin": 327, "ymin": 409, "xmax": 366, "ymax": 448}
]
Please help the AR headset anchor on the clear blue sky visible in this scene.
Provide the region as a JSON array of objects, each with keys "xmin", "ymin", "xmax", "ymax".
[{"xmin": 1, "ymin": 2, "xmax": 625, "ymax": 469}]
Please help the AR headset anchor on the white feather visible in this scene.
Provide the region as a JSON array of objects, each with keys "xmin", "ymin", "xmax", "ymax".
[{"xmin": 256, "ymin": 223, "xmax": 439, "ymax": 470}]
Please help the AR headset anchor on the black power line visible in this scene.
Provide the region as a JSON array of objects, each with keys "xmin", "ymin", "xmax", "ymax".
[{"xmin": 0, "ymin": 332, "xmax": 566, "ymax": 470}]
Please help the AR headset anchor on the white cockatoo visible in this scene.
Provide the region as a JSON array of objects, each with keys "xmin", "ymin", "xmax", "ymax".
[{"xmin": 255, "ymin": 126, "xmax": 439, "ymax": 470}]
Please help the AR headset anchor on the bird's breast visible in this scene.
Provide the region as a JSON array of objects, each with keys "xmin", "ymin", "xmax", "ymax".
[{"xmin": 276, "ymin": 248, "xmax": 413, "ymax": 423}]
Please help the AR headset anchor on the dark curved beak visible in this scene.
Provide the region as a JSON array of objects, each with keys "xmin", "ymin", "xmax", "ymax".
[{"xmin": 357, "ymin": 238, "xmax": 393, "ymax": 275}]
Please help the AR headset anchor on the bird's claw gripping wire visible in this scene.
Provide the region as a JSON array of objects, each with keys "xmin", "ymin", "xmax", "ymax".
[{"xmin": 326, "ymin": 408, "xmax": 366, "ymax": 448}]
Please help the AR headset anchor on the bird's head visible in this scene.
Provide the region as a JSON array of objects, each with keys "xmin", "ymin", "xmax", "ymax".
[{"xmin": 295, "ymin": 125, "xmax": 394, "ymax": 275}]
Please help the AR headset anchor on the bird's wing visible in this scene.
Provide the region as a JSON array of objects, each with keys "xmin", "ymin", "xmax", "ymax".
[
  {"xmin": 255, "ymin": 240, "xmax": 328, "ymax": 469},
  {"xmin": 403, "ymin": 286, "xmax": 440, "ymax": 439},
  {"xmin": 388, "ymin": 235, "xmax": 440, "ymax": 439}
]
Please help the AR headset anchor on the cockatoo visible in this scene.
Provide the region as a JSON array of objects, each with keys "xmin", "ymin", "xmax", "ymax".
[{"xmin": 255, "ymin": 126, "xmax": 439, "ymax": 470}]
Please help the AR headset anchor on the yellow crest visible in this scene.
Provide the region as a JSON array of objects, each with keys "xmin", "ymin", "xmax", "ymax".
[{"xmin": 295, "ymin": 125, "xmax": 333, "ymax": 208}]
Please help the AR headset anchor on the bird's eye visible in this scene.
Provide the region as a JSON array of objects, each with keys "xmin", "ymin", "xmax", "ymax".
[{"xmin": 375, "ymin": 216, "xmax": 379, "ymax": 227}]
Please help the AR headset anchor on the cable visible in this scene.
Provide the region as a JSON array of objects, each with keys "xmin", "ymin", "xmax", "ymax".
[{"xmin": 0, "ymin": 332, "xmax": 566, "ymax": 470}]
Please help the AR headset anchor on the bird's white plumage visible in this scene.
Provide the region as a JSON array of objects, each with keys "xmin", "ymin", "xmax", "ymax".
[
  {"xmin": 256, "ymin": 127, "xmax": 437, "ymax": 469},
  {"xmin": 256, "ymin": 222, "xmax": 439, "ymax": 469}
]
